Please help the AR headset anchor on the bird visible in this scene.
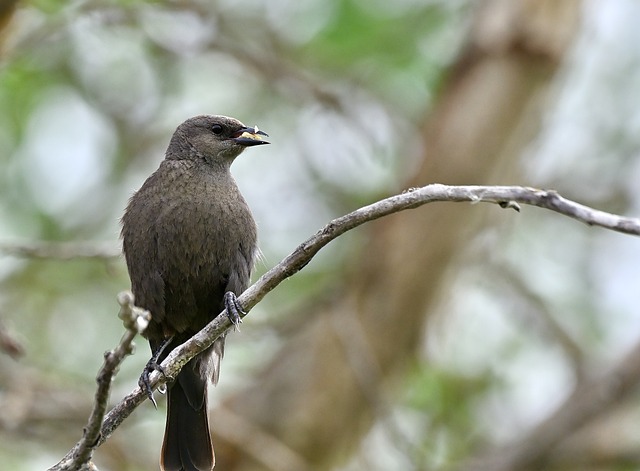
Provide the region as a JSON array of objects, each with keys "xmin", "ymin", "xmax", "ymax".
[{"xmin": 121, "ymin": 115, "xmax": 269, "ymax": 470}]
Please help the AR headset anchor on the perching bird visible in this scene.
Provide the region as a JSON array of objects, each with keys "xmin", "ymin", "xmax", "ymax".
[{"xmin": 121, "ymin": 115, "xmax": 268, "ymax": 470}]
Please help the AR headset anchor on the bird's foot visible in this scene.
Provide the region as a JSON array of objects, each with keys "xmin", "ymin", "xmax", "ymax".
[
  {"xmin": 138, "ymin": 336, "xmax": 173, "ymax": 409},
  {"xmin": 224, "ymin": 291, "xmax": 245, "ymax": 332},
  {"xmin": 138, "ymin": 362, "xmax": 165, "ymax": 409}
]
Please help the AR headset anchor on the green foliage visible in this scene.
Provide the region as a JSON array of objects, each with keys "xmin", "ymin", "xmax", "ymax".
[
  {"xmin": 404, "ymin": 364, "xmax": 494, "ymax": 463},
  {"xmin": 307, "ymin": 0, "xmax": 447, "ymax": 68},
  {"xmin": 0, "ymin": 60, "xmax": 62, "ymax": 144}
]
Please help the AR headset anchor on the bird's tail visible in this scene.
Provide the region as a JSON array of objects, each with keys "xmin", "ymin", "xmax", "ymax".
[{"xmin": 160, "ymin": 372, "xmax": 214, "ymax": 471}]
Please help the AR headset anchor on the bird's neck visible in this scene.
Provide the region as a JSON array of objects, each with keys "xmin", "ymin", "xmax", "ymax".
[{"xmin": 165, "ymin": 140, "xmax": 234, "ymax": 173}]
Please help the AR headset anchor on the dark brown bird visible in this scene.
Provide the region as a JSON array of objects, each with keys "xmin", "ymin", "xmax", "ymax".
[{"xmin": 121, "ymin": 115, "xmax": 269, "ymax": 470}]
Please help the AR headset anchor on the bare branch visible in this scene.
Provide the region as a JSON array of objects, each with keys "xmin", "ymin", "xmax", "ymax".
[
  {"xmin": 0, "ymin": 241, "xmax": 120, "ymax": 260},
  {"xmin": 48, "ymin": 292, "xmax": 150, "ymax": 471},
  {"xmin": 488, "ymin": 262, "xmax": 588, "ymax": 380},
  {"xmin": 238, "ymin": 184, "xmax": 638, "ymax": 318},
  {"xmin": 52, "ymin": 184, "xmax": 640, "ymax": 463}
]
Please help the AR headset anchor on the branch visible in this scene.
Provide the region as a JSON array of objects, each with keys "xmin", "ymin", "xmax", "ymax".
[
  {"xmin": 48, "ymin": 292, "xmax": 150, "ymax": 471},
  {"xmin": 55, "ymin": 184, "xmax": 640, "ymax": 462},
  {"xmin": 0, "ymin": 241, "xmax": 120, "ymax": 260}
]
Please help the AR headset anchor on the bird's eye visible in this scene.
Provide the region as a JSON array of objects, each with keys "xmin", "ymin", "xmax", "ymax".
[{"xmin": 211, "ymin": 124, "xmax": 223, "ymax": 135}]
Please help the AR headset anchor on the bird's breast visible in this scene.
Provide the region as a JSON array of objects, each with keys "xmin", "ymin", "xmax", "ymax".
[{"xmin": 157, "ymin": 179, "xmax": 257, "ymax": 276}]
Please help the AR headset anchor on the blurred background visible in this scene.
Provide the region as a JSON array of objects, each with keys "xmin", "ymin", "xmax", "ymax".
[{"xmin": 1, "ymin": 0, "xmax": 639, "ymax": 470}]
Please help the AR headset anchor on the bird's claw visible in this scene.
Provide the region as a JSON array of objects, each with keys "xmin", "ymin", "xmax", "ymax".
[
  {"xmin": 139, "ymin": 336, "xmax": 173, "ymax": 409},
  {"xmin": 224, "ymin": 291, "xmax": 244, "ymax": 332},
  {"xmin": 139, "ymin": 360, "xmax": 167, "ymax": 409}
]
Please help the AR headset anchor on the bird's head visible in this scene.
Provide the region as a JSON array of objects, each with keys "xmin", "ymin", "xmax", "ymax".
[{"xmin": 167, "ymin": 115, "xmax": 269, "ymax": 164}]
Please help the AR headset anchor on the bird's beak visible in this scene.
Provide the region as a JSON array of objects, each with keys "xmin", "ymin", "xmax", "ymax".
[{"xmin": 232, "ymin": 126, "xmax": 270, "ymax": 146}]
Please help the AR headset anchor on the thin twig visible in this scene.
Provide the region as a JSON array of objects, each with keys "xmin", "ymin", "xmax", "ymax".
[
  {"xmin": 48, "ymin": 292, "xmax": 150, "ymax": 471},
  {"xmin": 0, "ymin": 241, "xmax": 120, "ymax": 260}
]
